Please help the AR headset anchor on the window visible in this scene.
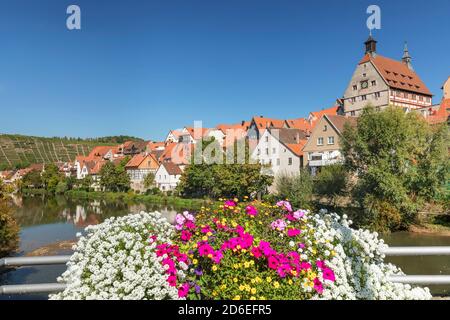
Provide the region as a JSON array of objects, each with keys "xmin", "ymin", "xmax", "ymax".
[
  {"xmin": 426, "ymin": 97, "xmax": 431, "ymax": 103},
  {"xmin": 276, "ymin": 158, "xmax": 280, "ymax": 166},
  {"xmin": 327, "ymin": 136, "xmax": 335, "ymax": 145},
  {"xmin": 375, "ymin": 106, "xmax": 380, "ymax": 111},
  {"xmin": 371, "ymin": 80, "xmax": 376, "ymax": 86},
  {"xmin": 323, "ymin": 125, "xmax": 327, "ymax": 131},
  {"xmin": 353, "ymin": 85, "xmax": 357, "ymax": 91},
  {"xmin": 257, "ymin": 148, "xmax": 260, "ymax": 155},
  {"xmin": 374, "ymin": 92, "xmax": 380, "ymax": 98},
  {"xmin": 350, "ymin": 111, "xmax": 355, "ymax": 116},
  {"xmin": 361, "ymin": 95, "xmax": 367, "ymax": 101},
  {"xmin": 265, "ymin": 136, "xmax": 269, "ymax": 142},
  {"xmin": 351, "ymin": 97, "xmax": 356, "ymax": 103},
  {"xmin": 396, "ymin": 91, "xmax": 401, "ymax": 97},
  {"xmin": 412, "ymin": 94, "xmax": 416, "ymax": 100},
  {"xmin": 419, "ymin": 96, "xmax": 423, "ymax": 101},
  {"xmin": 272, "ymin": 147, "xmax": 276, "ymax": 154},
  {"xmin": 288, "ymin": 157, "xmax": 293, "ymax": 165},
  {"xmin": 265, "ymin": 148, "xmax": 269, "ymax": 155},
  {"xmin": 317, "ymin": 137, "xmax": 324, "ymax": 146},
  {"xmin": 404, "ymin": 92, "xmax": 408, "ymax": 98},
  {"xmin": 362, "ymin": 73, "xmax": 367, "ymax": 77}
]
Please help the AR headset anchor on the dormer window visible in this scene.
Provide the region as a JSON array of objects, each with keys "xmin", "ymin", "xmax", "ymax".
[
  {"xmin": 371, "ymin": 80, "xmax": 376, "ymax": 86},
  {"xmin": 323, "ymin": 125, "xmax": 327, "ymax": 132},
  {"xmin": 353, "ymin": 85, "xmax": 357, "ymax": 91}
]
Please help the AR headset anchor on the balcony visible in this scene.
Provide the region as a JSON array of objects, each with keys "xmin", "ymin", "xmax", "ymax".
[{"xmin": 308, "ymin": 158, "xmax": 341, "ymax": 167}]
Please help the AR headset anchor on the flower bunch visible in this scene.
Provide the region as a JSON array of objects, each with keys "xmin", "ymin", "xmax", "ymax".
[
  {"xmin": 49, "ymin": 212, "xmax": 184, "ymax": 300},
  {"xmin": 173, "ymin": 200, "xmax": 431, "ymax": 300}
]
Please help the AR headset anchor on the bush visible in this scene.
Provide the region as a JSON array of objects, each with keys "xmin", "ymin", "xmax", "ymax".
[
  {"xmin": 50, "ymin": 212, "xmax": 184, "ymax": 300},
  {"xmin": 0, "ymin": 182, "xmax": 19, "ymax": 257},
  {"xmin": 314, "ymin": 164, "xmax": 348, "ymax": 206},
  {"xmin": 275, "ymin": 170, "xmax": 313, "ymax": 209}
]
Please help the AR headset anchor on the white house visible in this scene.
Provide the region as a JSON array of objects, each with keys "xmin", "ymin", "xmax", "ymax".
[
  {"xmin": 155, "ymin": 162, "xmax": 183, "ymax": 192},
  {"xmin": 251, "ymin": 128, "xmax": 307, "ymax": 179}
]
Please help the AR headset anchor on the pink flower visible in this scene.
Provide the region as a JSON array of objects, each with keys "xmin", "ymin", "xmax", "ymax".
[
  {"xmin": 313, "ymin": 278, "xmax": 324, "ymax": 294},
  {"xmin": 167, "ymin": 275, "xmax": 177, "ymax": 287},
  {"xmin": 181, "ymin": 230, "xmax": 192, "ymax": 242},
  {"xmin": 316, "ymin": 260, "xmax": 326, "ymax": 269},
  {"xmin": 185, "ymin": 221, "xmax": 196, "ymax": 230},
  {"xmin": 224, "ymin": 200, "xmax": 236, "ymax": 208},
  {"xmin": 251, "ymin": 246, "xmax": 263, "ymax": 258},
  {"xmin": 287, "ymin": 228, "xmax": 301, "ymax": 237},
  {"xmin": 293, "ymin": 209, "xmax": 307, "ymax": 219},
  {"xmin": 198, "ymin": 243, "xmax": 214, "ymax": 257},
  {"xmin": 300, "ymin": 262, "xmax": 312, "ymax": 270},
  {"xmin": 271, "ymin": 219, "xmax": 287, "ymax": 231},
  {"xmin": 245, "ymin": 205, "xmax": 258, "ymax": 216},
  {"xmin": 201, "ymin": 226, "xmax": 212, "ymax": 234},
  {"xmin": 322, "ymin": 267, "xmax": 336, "ymax": 282},
  {"xmin": 212, "ymin": 250, "xmax": 223, "ymax": 264},
  {"xmin": 268, "ymin": 256, "xmax": 279, "ymax": 270},
  {"xmin": 276, "ymin": 200, "xmax": 293, "ymax": 212},
  {"xmin": 178, "ymin": 283, "xmax": 190, "ymax": 298}
]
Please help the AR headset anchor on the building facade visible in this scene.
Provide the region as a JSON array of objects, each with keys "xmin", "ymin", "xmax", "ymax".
[{"xmin": 342, "ymin": 37, "xmax": 433, "ymax": 116}]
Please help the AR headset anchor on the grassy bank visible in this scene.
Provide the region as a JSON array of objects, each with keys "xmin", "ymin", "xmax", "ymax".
[{"xmin": 64, "ymin": 190, "xmax": 212, "ymax": 210}]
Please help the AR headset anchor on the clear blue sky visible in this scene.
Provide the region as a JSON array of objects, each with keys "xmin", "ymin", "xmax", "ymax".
[{"xmin": 0, "ymin": 0, "xmax": 449, "ymax": 141}]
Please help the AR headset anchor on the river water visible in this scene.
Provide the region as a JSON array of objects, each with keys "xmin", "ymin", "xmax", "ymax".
[{"xmin": 1, "ymin": 195, "xmax": 449, "ymax": 299}]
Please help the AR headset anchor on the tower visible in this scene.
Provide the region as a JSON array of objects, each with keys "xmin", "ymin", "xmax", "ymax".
[
  {"xmin": 402, "ymin": 42, "xmax": 413, "ymax": 70},
  {"xmin": 364, "ymin": 34, "xmax": 377, "ymax": 56}
]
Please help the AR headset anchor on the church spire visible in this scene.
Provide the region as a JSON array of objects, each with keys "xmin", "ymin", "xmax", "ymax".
[
  {"xmin": 402, "ymin": 41, "xmax": 413, "ymax": 70},
  {"xmin": 364, "ymin": 33, "xmax": 377, "ymax": 57}
]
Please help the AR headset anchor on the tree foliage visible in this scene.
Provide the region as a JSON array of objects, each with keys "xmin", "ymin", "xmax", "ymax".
[
  {"xmin": 341, "ymin": 105, "xmax": 449, "ymax": 231},
  {"xmin": 177, "ymin": 139, "xmax": 273, "ymax": 199},
  {"xmin": 0, "ymin": 178, "xmax": 19, "ymax": 257},
  {"xmin": 99, "ymin": 159, "xmax": 131, "ymax": 192},
  {"xmin": 275, "ymin": 169, "xmax": 313, "ymax": 209},
  {"xmin": 314, "ymin": 164, "xmax": 348, "ymax": 206}
]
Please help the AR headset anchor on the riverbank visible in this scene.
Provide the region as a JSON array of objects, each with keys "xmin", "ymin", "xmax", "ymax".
[{"xmin": 409, "ymin": 224, "xmax": 450, "ymax": 237}]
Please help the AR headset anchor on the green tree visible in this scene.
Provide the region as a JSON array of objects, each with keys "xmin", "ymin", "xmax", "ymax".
[
  {"xmin": 41, "ymin": 164, "xmax": 63, "ymax": 193},
  {"xmin": 275, "ymin": 169, "xmax": 313, "ymax": 209},
  {"xmin": 21, "ymin": 170, "xmax": 43, "ymax": 189},
  {"xmin": 177, "ymin": 139, "xmax": 273, "ymax": 199},
  {"xmin": 99, "ymin": 160, "xmax": 130, "ymax": 192},
  {"xmin": 0, "ymin": 178, "xmax": 19, "ymax": 257},
  {"xmin": 314, "ymin": 164, "xmax": 348, "ymax": 206},
  {"xmin": 341, "ymin": 105, "xmax": 449, "ymax": 231},
  {"xmin": 144, "ymin": 172, "xmax": 155, "ymax": 189}
]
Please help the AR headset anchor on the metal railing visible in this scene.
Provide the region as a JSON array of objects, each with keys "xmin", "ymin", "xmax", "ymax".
[{"xmin": 1, "ymin": 246, "xmax": 450, "ymax": 295}]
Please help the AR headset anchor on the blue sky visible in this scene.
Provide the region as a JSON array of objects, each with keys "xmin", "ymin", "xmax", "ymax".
[{"xmin": 0, "ymin": 0, "xmax": 449, "ymax": 141}]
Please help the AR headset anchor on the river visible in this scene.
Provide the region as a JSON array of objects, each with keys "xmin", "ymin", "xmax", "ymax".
[{"xmin": 1, "ymin": 195, "xmax": 449, "ymax": 299}]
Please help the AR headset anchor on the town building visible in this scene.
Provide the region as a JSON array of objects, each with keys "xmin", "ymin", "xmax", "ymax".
[
  {"xmin": 247, "ymin": 116, "xmax": 285, "ymax": 140},
  {"xmin": 125, "ymin": 153, "xmax": 159, "ymax": 191},
  {"xmin": 342, "ymin": 37, "xmax": 433, "ymax": 116},
  {"xmin": 302, "ymin": 115, "xmax": 357, "ymax": 175},
  {"xmin": 251, "ymin": 128, "xmax": 308, "ymax": 179},
  {"xmin": 155, "ymin": 162, "xmax": 183, "ymax": 192}
]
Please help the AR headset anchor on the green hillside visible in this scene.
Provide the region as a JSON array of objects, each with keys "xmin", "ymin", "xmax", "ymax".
[{"xmin": 0, "ymin": 134, "xmax": 144, "ymax": 170}]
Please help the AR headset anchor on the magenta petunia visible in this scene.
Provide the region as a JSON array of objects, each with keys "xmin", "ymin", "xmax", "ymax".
[
  {"xmin": 167, "ymin": 275, "xmax": 177, "ymax": 287},
  {"xmin": 287, "ymin": 228, "xmax": 301, "ymax": 237},
  {"xmin": 251, "ymin": 246, "xmax": 263, "ymax": 258},
  {"xmin": 322, "ymin": 267, "xmax": 336, "ymax": 282},
  {"xmin": 245, "ymin": 205, "xmax": 258, "ymax": 216},
  {"xmin": 313, "ymin": 278, "xmax": 324, "ymax": 294},
  {"xmin": 181, "ymin": 230, "xmax": 192, "ymax": 242},
  {"xmin": 267, "ymin": 256, "xmax": 279, "ymax": 270},
  {"xmin": 224, "ymin": 200, "xmax": 236, "ymax": 208},
  {"xmin": 276, "ymin": 200, "xmax": 293, "ymax": 212},
  {"xmin": 178, "ymin": 282, "xmax": 190, "ymax": 298}
]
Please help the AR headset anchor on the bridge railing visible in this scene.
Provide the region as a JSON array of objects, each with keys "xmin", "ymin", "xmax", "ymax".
[{"xmin": 1, "ymin": 246, "xmax": 450, "ymax": 295}]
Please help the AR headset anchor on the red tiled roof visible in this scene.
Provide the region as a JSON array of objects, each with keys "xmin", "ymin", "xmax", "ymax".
[
  {"xmin": 125, "ymin": 153, "xmax": 158, "ymax": 168},
  {"xmin": 161, "ymin": 162, "xmax": 182, "ymax": 175},
  {"xmin": 285, "ymin": 118, "xmax": 312, "ymax": 132},
  {"xmin": 426, "ymin": 99, "xmax": 450, "ymax": 125},
  {"xmin": 252, "ymin": 116, "xmax": 285, "ymax": 130},
  {"xmin": 359, "ymin": 54, "xmax": 432, "ymax": 96},
  {"xmin": 286, "ymin": 140, "xmax": 307, "ymax": 157}
]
